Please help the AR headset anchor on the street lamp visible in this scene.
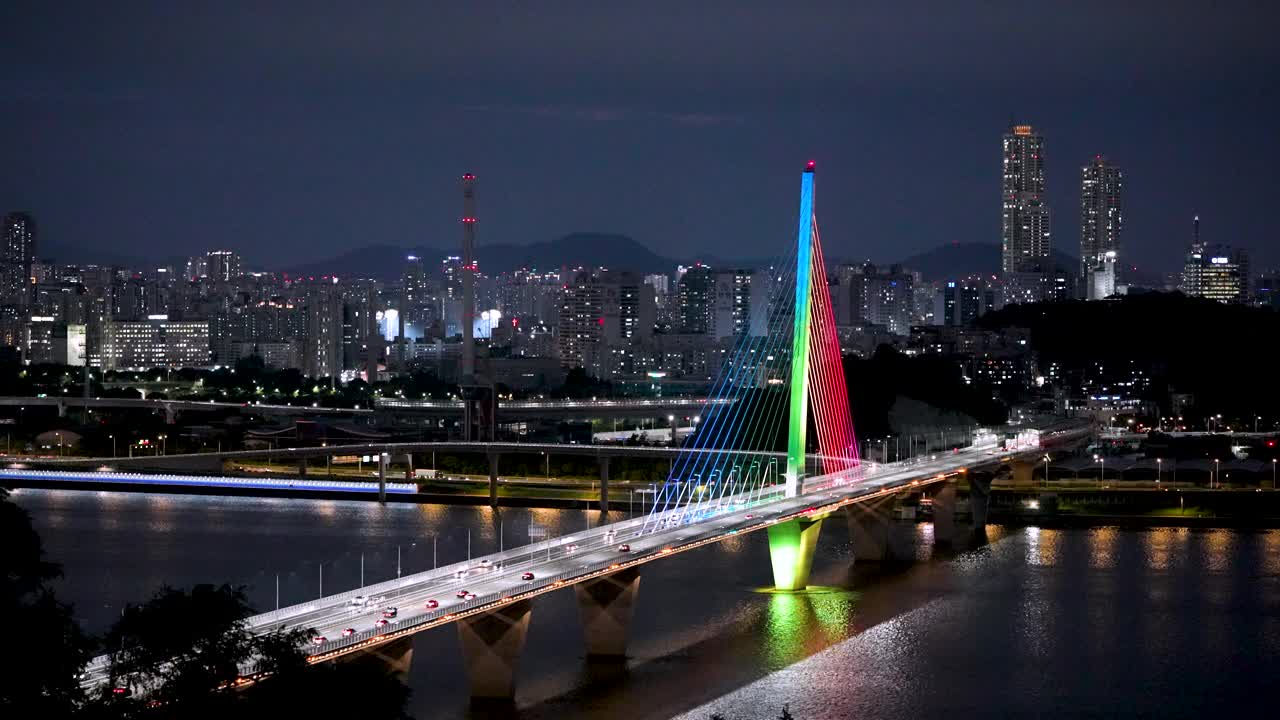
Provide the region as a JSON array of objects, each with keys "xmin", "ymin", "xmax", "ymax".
[
  {"xmin": 1273, "ymin": 459, "xmax": 1277, "ymax": 490},
  {"xmin": 109, "ymin": 434, "xmax": 116, "ymax": 458},
  {"xmin": 1094, "ymin": 454, "xmax": 1104, "ymax": 487},
  {"xmin": 1212, "ymin": 458, "xmax": 1220, "ymax": 489},
  {"xmin": 1043, "ymin": 454, "xmax": 1050, "ymax": 488},
  {"xmin": 1156, "ymin": 457, "xmax": 1162, "ymax": 485}
]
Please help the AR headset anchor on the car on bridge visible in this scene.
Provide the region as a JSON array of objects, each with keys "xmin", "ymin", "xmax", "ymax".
[
  {"xmin": 455, "ymin": 589, "xmax": 470, "ymax": 598},
  {"xmin": 375, "ymin": 619, "xmax": 389, "ymax": 629},
  {"xmin": 341, "ymin": 628, "xmax": 356, "ymax": 637},
  {"xmin": 382, "ymin": 607, "xmax": 398, "ymax": 618},
  {"xmin": 425, "ymin": 599, "xmax": 439, "ymax": 609},
  {"xmin": 617, "ymin": 543, "xmax": 631, "ymax": 552},
  {"xmin": 521, "ymin": 572, "xmax": 535, "ymax": 581},
  {"xmin": 311, "ymin": 635, "xmax": 326, "ymax": 645}
]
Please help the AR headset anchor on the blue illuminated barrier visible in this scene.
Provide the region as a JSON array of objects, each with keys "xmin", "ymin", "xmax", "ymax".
[{"xmin": 0, "ymin": 469, "xmax": 417, "ymax": 495}]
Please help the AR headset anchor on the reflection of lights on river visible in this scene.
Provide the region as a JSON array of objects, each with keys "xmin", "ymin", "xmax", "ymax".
[
  {"xmin": 761, "ymin": 591, "xmax": 811, "ymax": 669},
  {"xmin": 757, "ymin": 587, "xmax": 855, "ymax": 668},
  {"xmin": 1087, "ymin": 527, "xmax": 1118, "ymax": 569}
]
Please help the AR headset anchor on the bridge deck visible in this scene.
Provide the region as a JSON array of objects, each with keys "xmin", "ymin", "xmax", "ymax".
[{"xmin": 78, "ymin": 438, "xmax": 1043, "ymax": 688}]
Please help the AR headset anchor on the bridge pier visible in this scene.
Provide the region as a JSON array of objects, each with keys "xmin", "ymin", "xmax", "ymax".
[
  {"xmin": 488, "ymin": 452, "xmax": 500, "ymax": 507},
  {"xmin": 846, "ymin": 497, "xmax": 891, "ymax": 562},
  {"xmin": 377, "ymin": 452, "xmax": 387, "ymax": 502},
  {"xmin": 456, "ymin": 598, "xmax": 533, "ymax": 701},
  {"xmin": 932, "ymin": 480, "xmax": 957, "ymax": 545},
  {"xmin": 599, "ymin": 457, "xmax": 610, "ymax": 513},
  {"xmin": 574, "ymin": 566, "xmax": 640, "ymax": 657},
  {"xmin": 767, "ymin": 517, "xmax": 823, "ymax": 590},
  {"xmin": 968, "ymin": 471, "xmax": 993, "ymax": 535},
  {"xmin": 1010, "ymin": 460, "xmax": 1036, "ymax": 487}
]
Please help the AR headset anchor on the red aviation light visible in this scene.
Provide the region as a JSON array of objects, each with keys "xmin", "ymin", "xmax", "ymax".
[{"xmin": 805, "ymin": 160, "xmax": 816, "ymax": 171}]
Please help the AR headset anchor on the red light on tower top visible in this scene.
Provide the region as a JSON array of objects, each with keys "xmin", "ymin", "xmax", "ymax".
[
  {"xmin": 805, "ymin": 160, "xmax": 816, "ymax": 172},
  {"xmin": 462, "ymin": 173, "xmax": 475, "ymax": 180}
]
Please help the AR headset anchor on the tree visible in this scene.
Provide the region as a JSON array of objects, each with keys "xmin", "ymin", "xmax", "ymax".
[
  {"xmin": 94, "ymin": 583, "xmax": 410, "ymax": 719},
  {"xmin": 0, "ymin": 489, "xmax": 93, "ymax": 716}
]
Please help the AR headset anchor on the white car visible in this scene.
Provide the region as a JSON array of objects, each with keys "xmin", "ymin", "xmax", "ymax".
[{"xmin": 348, "ymin": 595, "xmax": 367, "ymax": 608}]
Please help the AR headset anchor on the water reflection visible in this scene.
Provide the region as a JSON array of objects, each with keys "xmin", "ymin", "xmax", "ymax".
[{"xmin": 12, "ymin": 489, "xmax": 1280, "ymax": 720}]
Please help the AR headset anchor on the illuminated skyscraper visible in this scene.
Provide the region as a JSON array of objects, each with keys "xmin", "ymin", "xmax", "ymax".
[
  {"xmin": 676, "ymin": 264, "xmax": 714, "ymax": 334},
  {"xmin": 1001, "ymin": 125, "xmax": 1052, "ymax": 274},
  {"xmin": 2, "ymin": 212, "xmax": 37, "ymax": 306},
  {"xmin": 1181, "ymin": 217, "xmax": 1250, "ymax": 303},
  {"xmin": 1080, "ymin": 156, "xmax": 1124, "ymax": 277}
]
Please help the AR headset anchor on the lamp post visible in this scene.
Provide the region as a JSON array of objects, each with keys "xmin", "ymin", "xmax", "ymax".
[
  {"xmin": 109, "ymin": 434, "xmax": 116, "ymax": 458},
  {"xmin": 1213, "ymin": 458, "xmax": 1220, "ymax": 489},
  {"xmin": 1094, "ymin": 454, "xmax": 1104, "ymax": 487},
  {"xmin": 1156, "ymin": 457, "xmax": 1162, "ymax": 485},
  {"xmin": 1273, "ymin": 459, "xmax": 1277, "ymax": 490}
]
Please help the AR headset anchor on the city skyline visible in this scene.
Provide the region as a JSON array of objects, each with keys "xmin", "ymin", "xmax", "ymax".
[{"xmin": 2, "ymin": 3, "xmax": 1278, "ymax": 274}]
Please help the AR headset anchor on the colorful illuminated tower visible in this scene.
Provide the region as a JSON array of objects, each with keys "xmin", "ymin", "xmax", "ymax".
[
  {"xmin": 785, "ymin": 161, "xmax": 817, "ymax": 496},
  {"xmin": 784, "ymin": 160, "xmax": 858, "ymax": 497}
]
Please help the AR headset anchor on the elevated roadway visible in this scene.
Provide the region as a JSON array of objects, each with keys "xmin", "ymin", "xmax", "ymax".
[{"xmin": 78, "ymin": 427, "xmax": 1077, "ymax": 698}]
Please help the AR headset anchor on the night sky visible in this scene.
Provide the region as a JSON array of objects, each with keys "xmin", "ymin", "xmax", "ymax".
[{"xmin": 2, "ymin": 1, "xmax": 1277, "ymax": 274}]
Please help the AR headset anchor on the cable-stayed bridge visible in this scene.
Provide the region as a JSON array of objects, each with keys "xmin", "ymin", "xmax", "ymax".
[{"xmin": 81, "ymin": 163, "xmax": 1090, "ymax": 701}]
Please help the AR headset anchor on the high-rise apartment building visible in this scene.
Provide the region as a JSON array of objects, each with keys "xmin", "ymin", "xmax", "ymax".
[
  {"xmin": 302, "ymin": 282, "xmax": 343, "ymax": 378},
  {"xmin": 710, "ymin": 269, "xmax": 754, "ymax": 339},
  {"xmin": 2, "ymin": 212, "xmax": 37, "ymax": 306},
  {"xmin": 1001, "ymin": 125, "xmax": 1052, "ymax": 274},
  {"xmin": 1079, "ymin": 156, "xmax": 1123, "ymax": 276},
  {"xmin": 557, "ymin": 270, "xmax": 605, "ymax": 370},
  {"xmin": 185, "ymin": 250, "xmax": 242, "ymax": 281},
  {"xmin": 835, "ymin": 263, "xmax": 916, "ymax": 336},
  {"xmin": 676, "ymin": 264, "xmax": 714, "ymax": 334},
  {"xmin": 556, "ymin": 269, "xmax": 655, "ymax": 371}
]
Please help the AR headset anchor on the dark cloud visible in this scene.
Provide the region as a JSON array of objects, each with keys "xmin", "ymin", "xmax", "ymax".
[{"xmin": 1, "ymin": 1, "xmax": 1277, "ymax": 272}]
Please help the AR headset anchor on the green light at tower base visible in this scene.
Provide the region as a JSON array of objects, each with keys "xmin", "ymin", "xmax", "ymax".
[{"xmin": 767, "ymin": 517, "xmax": 824, "ymax": 591}]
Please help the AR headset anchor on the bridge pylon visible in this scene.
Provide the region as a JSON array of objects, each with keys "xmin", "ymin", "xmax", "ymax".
[
  {"xmin": 767, "ymin": 516, "xmax": 824, "ymax": 591},
  {"xmin": 785, "ymin": 161, "xmax": 859, "ymax": 496}
]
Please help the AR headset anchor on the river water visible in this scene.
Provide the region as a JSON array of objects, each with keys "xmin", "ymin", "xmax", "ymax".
[{"xmin": 14, "ymin": 488, "xmax": 1280, "ymax": 719}]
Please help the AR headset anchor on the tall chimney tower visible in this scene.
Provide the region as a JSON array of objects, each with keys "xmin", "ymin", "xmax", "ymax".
[{"xmin": 461, "ymin": 173, "xmax": 477, "ymax": 383}]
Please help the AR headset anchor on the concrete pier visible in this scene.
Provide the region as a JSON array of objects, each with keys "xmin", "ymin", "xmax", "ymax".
[
  {"xmin": 932, "ymin": 480, "xmax": 957, "ymax": 545},
  {"xmin": 767, "ymin": 517, "xmax": 824, "ymax": 590},
  {"xmin": 456, "ymin": 599, "xmax": 534, "ymax": 700},
  {"xmin": 574, "ymin": 566, "xmax": 640, "ymax": 657}
]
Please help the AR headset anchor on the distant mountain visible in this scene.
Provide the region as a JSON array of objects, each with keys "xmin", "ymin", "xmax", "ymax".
[
  {"xmin": 895, "ymin": 242, "xmax": 1078, "ymax": 281},
  {"xmin": 282, "ymin": 233, "xmax": 681, "ymax": 279},
  {"xmin": 39, "ymin": 241, "xmax": 159, "ymax": 270}
]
